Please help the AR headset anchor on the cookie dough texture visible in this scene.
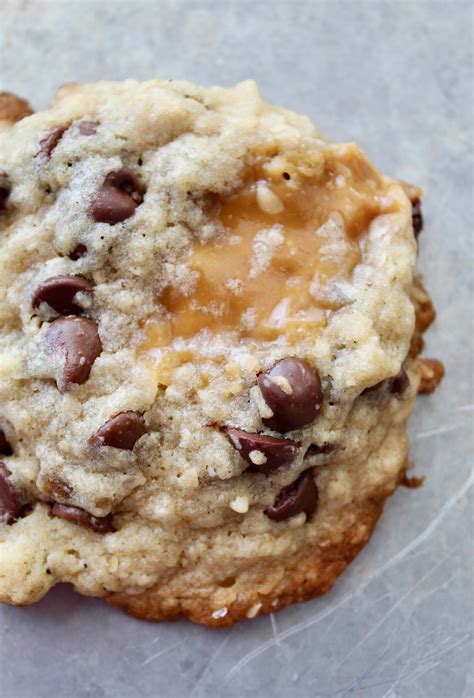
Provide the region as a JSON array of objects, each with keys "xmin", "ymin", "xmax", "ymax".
[{"xmin": 0, "ymin": 79, "xmax": 430, "ymax": 625}]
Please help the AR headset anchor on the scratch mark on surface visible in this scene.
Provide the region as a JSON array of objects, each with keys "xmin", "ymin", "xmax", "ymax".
[
  {"xmin": 141, "ymin": 641, "xmax": 184, "ymax": 666},
  {"xmin": 414, "ymin": 423, "xmax": 468, "ymax": 439},
  {"xmin": 405, "ymin": 659, "xmax": 442, "ymax": 683},
  {"xmin": 331, "ymin": 633, "xmax": 470, "ymax": 698},
  {"xmin": 225, "ymin": 591, "xmax": 356, "ymax": 681},
  {"xmin": 417, "ymin": 632, "xmax": 471, "ymax": 664},
  {"xmin": 413, "ymin": 628, "xmax": 442, "ymax": 648},
  {"xmin": 224, "ymin": 472, "xmax": 473, "ymax": 681},
  {"xmin": 326, "ymin": 620, "xmax": 470, "ymax": 698},
  {"xmin": 270, "ymin": 613, "xmax": 282, "ymax": 647},
  {"xmin": 380, "ymin": 657, "xmax": 411, "ymax": 698},
  {"xmin": 456, "ymin": 404, "xmax": 474, "ymax": 412},
  {"xmin": 190, "ymin": 635, "xmax": 231, "ymax": 696},
  {"xmin": 336, "ymin": 571, "xmax": 466, "ymax": 697},
  {"xmin": 224, "ymin": 637, "xmax": 273, "ymax": 679},
  {"xmin": 338, "ymin": 623, "xmax": 402, "ymax": 698},
  {"xmin": 338, "ymin": 552, "xmax": 453, "ymax": 667},
  {"xmin": 368, "ymin": 471, "xmax": 473, "ymax": 579},
  {"xmin": 405, "ymin": 633, "xmax": 471, "ymax": 683}
]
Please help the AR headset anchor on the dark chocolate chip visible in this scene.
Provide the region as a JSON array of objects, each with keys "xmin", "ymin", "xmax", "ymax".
[
  {"xmin": 265, "ymin": 469, "xmax": 318, "ymax": 522},
  {"xmin": 91, "ymin": 167, "xmax": 143, "ymax": 224},
  {"xmin": 0, "ymin": 463, "xmax": 22, "ymax": 524},
  {"xmin": 38, "ymin": 125, "xmax": 68, "ymax": 158},
  {"xmin": 412, "ymin": 199, "xmax": 423, "ymax": 238},
  {"xmin": 0, "ymin": 429, "xmax": 13, "ymax": 456},
  {"xmin": 46, "ymin": 316, "xmax": 102, "ymax": 392},
  {"xmin": 0, "ymin": 170, "xmax": 10, "ymax": 211},
  {"xmin": 32, "ymin": 275, "xmax": 93, "ymax": 315},
  {"xmin": 389, "ymin": 369, "xmax": 410, "ymax": 397},
  {"xmin": 224, "ymin": 427, "xmax": 299, "ymax": 474},
  {"xmin": 258, "ymin": 357, "xmax": 323, "ymax": 432},
  {"xmin": 51, "ymin": 503, "xmax": 113, "ymax": 532},
  {"xmin": 68, "ymin": 244, "xmax": 88, "ymax": 260},
  {"xmin": 89, "ymin": 411, "xmax": 146, "ymax": 451},
  {"xmin": 77, "ymin": 121, "xmax": 98, "ymax": 136}
]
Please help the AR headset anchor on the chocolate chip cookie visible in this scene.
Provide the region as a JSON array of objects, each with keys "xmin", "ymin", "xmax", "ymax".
[{"xmin": 0, "ymin": 79, "xmax": 443, "ymax": 625}]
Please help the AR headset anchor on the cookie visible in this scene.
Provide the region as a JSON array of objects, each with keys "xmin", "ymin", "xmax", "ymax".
[
  {"xmin": 0, "ymin": 92, "xmax": 33, "ymax": 133},
  {"xmin": 0, "ymin": 79, "xmax": 443, "ymax": 625}
]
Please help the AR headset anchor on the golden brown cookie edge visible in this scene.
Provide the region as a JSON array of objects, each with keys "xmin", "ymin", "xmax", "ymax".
[{"xmin": 105, "ymin": 497, "xmax": 386, "ymax": 627}]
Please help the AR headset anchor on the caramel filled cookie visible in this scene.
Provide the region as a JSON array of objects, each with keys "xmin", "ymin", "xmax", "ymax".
[{"xmin": 0, "ymin": 79, "xmax": 442, "ymax": 625}]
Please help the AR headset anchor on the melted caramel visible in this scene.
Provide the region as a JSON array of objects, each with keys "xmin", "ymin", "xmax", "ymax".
[{"xmin": 146, "ymin": 144, "xmax": 399, "ymax": 347}]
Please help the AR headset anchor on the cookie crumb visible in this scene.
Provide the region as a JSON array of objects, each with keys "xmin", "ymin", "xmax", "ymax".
[
  {"xmin": 246, "ymin": 602, "xmax": 262, "ymax": 618},
  {"xmin": 248, "ymin": 450, "xmax": 267, "ymax": 466},
  {"xmin": 256, "ymin": 182, "xmax": 284, "ymax": 214},
  {"xmin": 179, "ymin": 468, "xmax": 199, "ymax": 488},
  {"xmin": 270, "ymin": 375, "xmax": 293, "ymax": 395},
  {"xmin": 401, "ymin": 474, "xmax": 425, "ymax": 489},
  {"xmin": 229, "ymin": 496, "xmax": 249, "ymax": 513},
  {"xmin": 288, "ymin": 512, "xmax": 307, "ymax": 528}
]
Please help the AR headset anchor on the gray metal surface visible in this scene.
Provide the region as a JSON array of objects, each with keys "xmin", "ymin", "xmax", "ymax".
[{"xmin": 0, "ymin": 1, "xmax": 472, "ymax": 696}]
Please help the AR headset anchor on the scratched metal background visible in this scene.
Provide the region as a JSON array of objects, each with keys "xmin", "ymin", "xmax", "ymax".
[{"xmin": 0, "ymin": 1, "xmax": 472, "ymax": 696}]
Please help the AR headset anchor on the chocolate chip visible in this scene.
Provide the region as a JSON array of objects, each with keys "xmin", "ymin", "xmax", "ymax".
[
  {"xmin": 51, "ymin": 503, "xmax": 113, "ymax": 532},
  {"xmin": 38, "ymin": 125, "xmax": 68, "ymax": 158},
  {"xmin": 77, "ymin": 121, "xmax": 98, "ymax": 136},
  {"xmin": 412, "ymin": 199, "xmax": 423, "ymax": 237},
  {"xmin": 0, "ymin": 463, "xmax": 22, "ymax": 524},
  {"xmin": 0, "ymin": 170, "xmax": 10, "ymax": 212},
  {"xmin": 265, "ymin": 469, "xmax": 318, "ymax": 522},
  {"xmin": 46, "ymin": 316, "xmax": 102, "ymax": 392},
  {"xmin": 258, "ymin": 357, "xmax": 323, "ymax": 432},
  {"xmin": 0, "ymin": 429, "xmax": 13, "ymax": 456},
  {"xmin": 32, "ymin": 275, "xmax": 93, "ymax": 315},
  {"xmin": 224, "ymin": 427, "xmax": 299, "ymax": 474},
  {"xmin": 68, "ymin": 244, "xmax": 88, "ymax": 260},
  {"xmin": 389, "ymin": 369, "xmax": 410, "ymax": 397},
  {"xmin": 91, "ymin": 167, "xmax": 143, "ymax": 224},
  {"xmin": 89, "ymin": 411, "xmax": 146, "ymax": 451}
]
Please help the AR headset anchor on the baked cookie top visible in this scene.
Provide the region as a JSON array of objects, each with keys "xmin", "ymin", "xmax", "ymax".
[{"xmin": 0, "ymin": 80, "xmax": 418, "ymax": 618}]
